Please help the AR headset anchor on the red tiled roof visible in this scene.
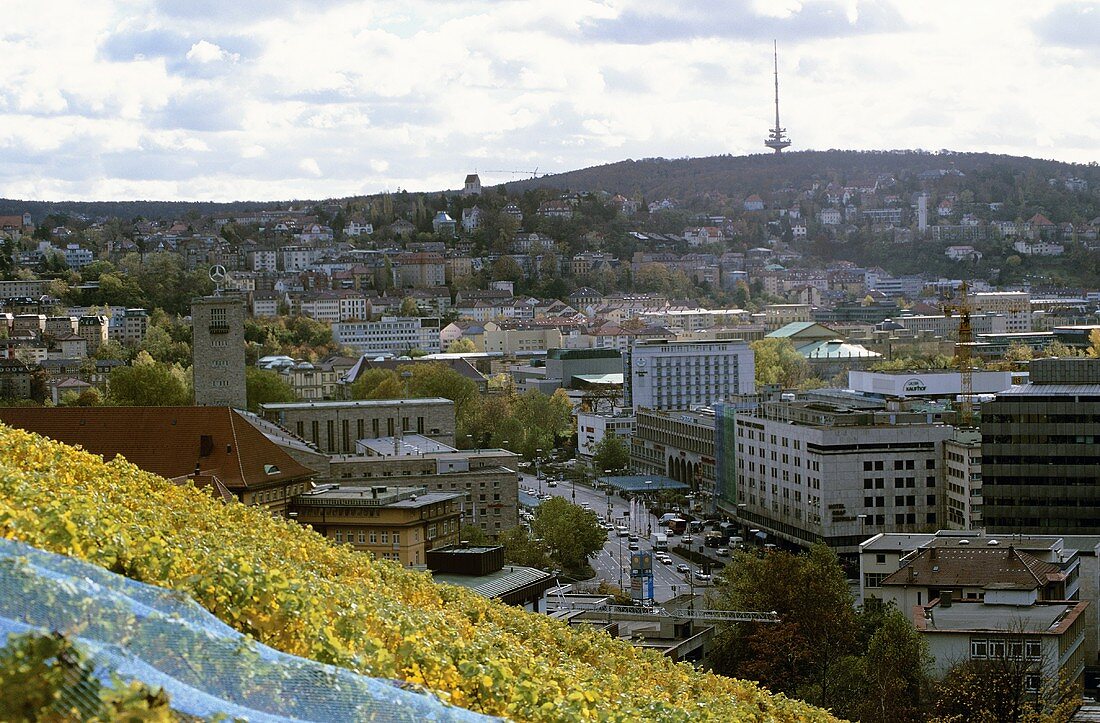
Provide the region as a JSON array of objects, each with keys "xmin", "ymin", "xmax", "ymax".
[
  {"xmin": 881, "ymin": 546, "xmax": 1063, "ymax": 591},
  {"xmin": 0, "ymin": 406, "xmax": 314, "ymax": 491}
]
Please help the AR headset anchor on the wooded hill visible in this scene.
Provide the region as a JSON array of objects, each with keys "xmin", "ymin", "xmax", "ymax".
[{"xmin": 504, "ymin": 150, "xmax": 1100, "ymax": 214}]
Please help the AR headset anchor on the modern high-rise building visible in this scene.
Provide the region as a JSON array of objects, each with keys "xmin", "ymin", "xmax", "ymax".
[
  {"xmin": 626, "ymin": 339, "xmax": 754, "ymax": 413},
  {"xmin": 982, "ymin": 357, "xmax": 1100, "ymax": 534},
  {"xmin": 191, "ymin": 295, "xmax": 247, "ymax": 408}
]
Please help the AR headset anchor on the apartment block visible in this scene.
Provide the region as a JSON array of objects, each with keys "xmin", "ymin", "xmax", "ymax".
[
  {"xmin": 944, "ymin": 428, "xmax": 983, "ymax": 530},
  {"xmin": 331, "ymin": 316, "xmax": 442, "ymax": 356},
  {"xmin": 971, "ymin": 291, "xmax": 1031, "ymax": 332},
  {"xmin": 290, "ymin": 484, "xmax": 463, "ymax": 566}
]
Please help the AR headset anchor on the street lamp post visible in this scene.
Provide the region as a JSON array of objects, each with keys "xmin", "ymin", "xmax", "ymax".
[
  {"xmin": 536, "ymin": 448, "xmax": 544, "ymax": 495},
  {"xmin": 603, "ymin": 469, "xmax": 613, "ymax": 521},
  {"xmin": 644, "ymin": 480, "xmax": 653, "ymax": 536}
]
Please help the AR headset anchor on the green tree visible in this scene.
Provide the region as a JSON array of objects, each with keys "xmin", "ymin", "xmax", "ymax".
[
  {"xmin": 530, "ymin": 497, "xmax": 606, "ymax": 575},
  {"xmin": 405, "ymin": 363, "xmax": 481, "ymax": 424},
  {"xmin": 857, "ymin": 608, "xmax": 933, "ymax": 723},
  {"xmin": 750, "ymin": 337, "xmax": 818, "ymax": 389},
  {"xmin": 490, "ymin": 256, "xmax": 525, "ymax": 285},
  {"xmin": 348, "ymin": 369, "xmax": 403, "ymax": 399},
  {"xmin": 245, "ymin": 367, "xmax": 296, "ymax": 412},
  {"xmin": 498, "ymin": 525, "xmax": 552, "ymax": 569},
  {"xmin": 591, "ymin": 434, "xmax": 629, "ymax": 472},
  {"xmin": 446, "ymin": 337, "xmax": 478, "ymax": 353},
  {"xmin": 458, "ymin": 524, "xmax": 491, "ymax": 546},
  {"xmin": 399, "ymin": 297, "xmax": 421, "ymax": 316},
  {"xmin": 707, "ymin": 543, "xmax": 858, "ymax": 711},
  {"xmin": 107, "ymin": 354, "xmax": 191, "ymax": 406}
]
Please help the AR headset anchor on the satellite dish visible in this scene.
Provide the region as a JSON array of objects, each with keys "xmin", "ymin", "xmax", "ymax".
[{"xmin": 209, "ymin": 265, "xmax": 229, "ymax": 294}]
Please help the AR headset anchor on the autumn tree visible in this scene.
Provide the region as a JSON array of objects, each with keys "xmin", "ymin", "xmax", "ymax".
[
  {"xmin": 107, "ymin": 352, "xmax": 191, "ymax": 406},
  {"xmin": 446, "ymin": 338, "xmax": 478, "ymax": 353}
]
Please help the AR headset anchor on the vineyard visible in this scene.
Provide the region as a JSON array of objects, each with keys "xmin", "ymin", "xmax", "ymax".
[{"xmin": 0, "ymin": 423, "xmax": 836, "ymax": 722}]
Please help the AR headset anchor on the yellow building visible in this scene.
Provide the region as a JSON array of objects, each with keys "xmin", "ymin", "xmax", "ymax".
[{"xmin": 290, "ymin": 484, "xmax": 463, "ymax": 566}]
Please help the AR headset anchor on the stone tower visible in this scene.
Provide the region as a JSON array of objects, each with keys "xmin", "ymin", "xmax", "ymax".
[{"xmin": 191, "ymin": 295, "xmax": 247, "ymax": 408}]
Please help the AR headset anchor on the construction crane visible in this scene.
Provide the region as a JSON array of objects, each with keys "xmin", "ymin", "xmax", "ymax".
[{"xmin": 943, "ymin": 281, "xmax": 975, "ymax": 427}]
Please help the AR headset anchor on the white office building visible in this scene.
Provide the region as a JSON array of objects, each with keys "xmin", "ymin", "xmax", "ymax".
[
  {"xmin": 332, "ymin": 316, "xmax": 442, "ymax": 356},
  {"xmin": 627, "ymin": 339, "xmax": 754, "ymax": 412},
  {"xmin": 577, "ymin": 410, "xmax": 636, "ymax": 461}
]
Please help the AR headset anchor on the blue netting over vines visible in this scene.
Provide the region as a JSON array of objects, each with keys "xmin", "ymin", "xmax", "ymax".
[{"xmin": 0, "ymin": 537, "xmax": 500, "ymax": 722}]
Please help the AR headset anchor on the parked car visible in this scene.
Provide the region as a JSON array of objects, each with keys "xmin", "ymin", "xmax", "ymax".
[
  {"xmin": 676, "ymin": 563, "xmax": 690, "ymax": 574},
  {"xmin": 716, "ymin": 547, "xmax": 730, "ymax": 557}
]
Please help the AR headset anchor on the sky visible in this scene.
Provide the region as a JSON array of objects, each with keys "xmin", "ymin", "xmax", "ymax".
[{"xmin": 2, "ymin": 0, "xmax": 1100, "ymax": 202}]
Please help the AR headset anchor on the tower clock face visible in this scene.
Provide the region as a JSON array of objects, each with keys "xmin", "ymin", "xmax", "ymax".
[{"xmin": 635, "ymin": 358, "xmax": 646, "ymax": 368}]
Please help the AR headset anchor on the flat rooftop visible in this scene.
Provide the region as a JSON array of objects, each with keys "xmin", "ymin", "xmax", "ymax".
[
  {"xmin": 920, "ymin": 601, "xmax": 1083, "ymax": 634},
  {"xmin": 359, "ymin": 434, "xmax": 457, "ymax": 456},
  {"xmin": 260, "ymin": 398, "xmax": 453, "ymax": 410}
]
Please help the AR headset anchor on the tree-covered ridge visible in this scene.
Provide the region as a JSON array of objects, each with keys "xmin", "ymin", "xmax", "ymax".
[
  {"xmin": 0, "ymin": 424, "xmax": 837, "ymax": 722},
  {"xmin": 505, "ymin": 150, "xmax": 1100, "ymax": 208}
]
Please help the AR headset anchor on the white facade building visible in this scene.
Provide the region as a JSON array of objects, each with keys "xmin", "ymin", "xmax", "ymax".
[
  {"xmin": 577, "ymin": 411, "xmax": 637, "ymax": 461},
  {"xmin": 627, "ymin": 339, "xmax": 754, "ymax": 412},
  {"xmin": 332, "ymin": 316, "xmax": 442, "ymax": 356}
]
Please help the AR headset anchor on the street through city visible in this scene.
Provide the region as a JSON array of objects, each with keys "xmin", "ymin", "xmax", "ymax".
[{"xmin": 519, "ymin": 471, "xmax": 725, "ymax": 603}]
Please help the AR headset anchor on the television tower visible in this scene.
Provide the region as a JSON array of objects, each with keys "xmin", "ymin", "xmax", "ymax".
[{"xmin": 764, "ymin": 40, "xmax": 792, "ymax": 154}]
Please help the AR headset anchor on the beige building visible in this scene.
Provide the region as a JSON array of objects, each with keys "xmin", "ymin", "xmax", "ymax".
[
  {"xmin": 328, "ymin": 445, "xmax": 520, "ymax": 535},
  {"xmin": 763, "ymin": 303, "xmax": 812, "ymax": 331},
  {"xmin": 260, "ymin": 398, "xmax": 457, "ymax": 453},
  {"xmin": 481, "ymin": 322, "xmax": 563, "ymax": 354},
  {"xmin": 290, "ymin": 484, "xmax": 463, "ymax": 566},
  {"xmin": 971, "ymin": 291, "xmax": 1031, "ymax": 332},
  {"xmin": 914, "ymin": 595, "xmax": 1088, "ymax": 697},
  {"xmin": 944, "ymin": 428, "xmax": 982, "ymax": 530},
  {"xmin": 77, "ymin": 315, "xmax": 109, "ymax": 354}
]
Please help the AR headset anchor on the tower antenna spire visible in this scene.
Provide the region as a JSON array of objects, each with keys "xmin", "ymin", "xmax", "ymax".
[{"xmin": 764, "ymin": 39, "xmax": 792, "ymax": 154}]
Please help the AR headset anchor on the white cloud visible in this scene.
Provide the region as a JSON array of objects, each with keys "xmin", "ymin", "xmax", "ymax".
[
  {"xmin": 298, "ymin": 157, "xmax": 322, "ymax": 176},
  {"xmin": 0, "ymin": 0, "xmax": 1095, "ymax": 201},
  {"xmin": 185, "ymin": 40, "xmax": 240, "ymax": 64}
]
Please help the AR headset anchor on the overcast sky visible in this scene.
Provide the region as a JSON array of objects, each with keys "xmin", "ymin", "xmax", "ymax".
[{"xmin": 3, "ymin": 0, "xmax": 1099, "ymax": 202}]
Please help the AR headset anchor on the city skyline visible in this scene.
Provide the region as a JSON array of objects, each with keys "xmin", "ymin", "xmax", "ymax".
[{"xmin": 3, "ymin": 0, "xmax": 1100, "ymax": 201}]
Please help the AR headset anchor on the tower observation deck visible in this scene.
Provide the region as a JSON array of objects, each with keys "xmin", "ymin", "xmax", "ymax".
[{"xmin": 764, "ymin": 40, "xmax": 791, "ymax": 154}]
